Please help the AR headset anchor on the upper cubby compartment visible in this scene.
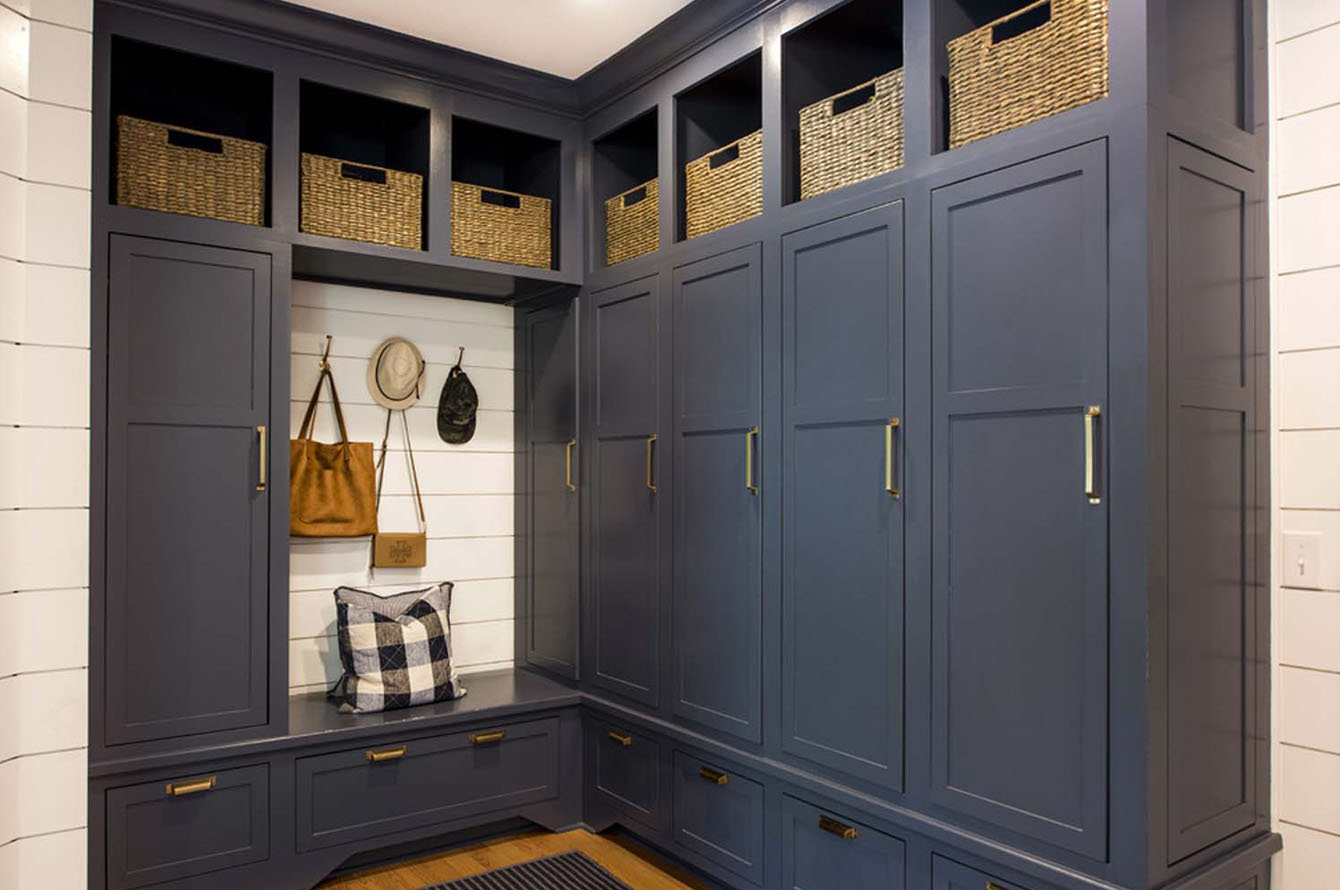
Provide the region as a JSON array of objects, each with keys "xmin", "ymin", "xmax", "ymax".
[
  {"xmin": 934, "ymin": 0, "xmax": 1109, "ymax": 153},
  {"xmin": 299, "ymin": 81, "xmax": 431, "ymax": 251},
  {"xmin": 451, "ymin": 116, "xmax": 561, "ymax": 271},
  {"xmin": 110, "ymin": 37, "xmax": 272, "ymax": 225},
  {"xmin": 675, "ymin": 52, "xmax": 763, "ymax": 241},
  {"xmin": 593, "ymin": 110, "xmax": 659, "ymax": 266},
  {"xmin": 783, "ymin": 0, "xmax": 904, "ymax": 205}
]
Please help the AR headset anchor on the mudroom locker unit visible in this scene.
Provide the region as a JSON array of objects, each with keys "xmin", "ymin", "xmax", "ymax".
[{"xmin": 87, "ymin": 2, "xmax": 1276, "ymax": 890}]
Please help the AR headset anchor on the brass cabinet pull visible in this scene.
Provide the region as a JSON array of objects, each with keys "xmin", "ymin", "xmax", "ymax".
[
  {"xmin": 365, "ymin": 745, "xmax": 407, "ymax": 763},
  {"xmin": 745, "ymin": 427, "xmax": 759, "ymax": 495},
  {"xmin": 607, "ymin": 730, "xmax": 633, "ymax": 747},
  {"xmin": 566, "ymin": 439, "xmax": 576, "ymax": 492},
  {"xmin": 256, "ymin": 425, "xmax": 267, "ymax": 491},
  {"xmin": 165, "ymin": 776, "xmax": 216, "ymax": 797},
  {"xmin": 818, "ymin": 814, "xmax": 859, "ymax": 840},
  {"xmin": 986, "ymin": 883, "xmax": 1009, "ymax": 890},
  {"xmin": 471, "ymin": 730, "xmax": 506, "ymax": 745},
  {"xmin": 645, "ymin": 435, "xmax": 658, "ymax": 494},
  {"xmin": 885, "ymin": 417, "xmax": 901, "ymax": 499},
  {"xmin": 1084, "ymin": 406, "xmax": 1101, "ymax": 504},
  {"xmin": 698, "ymin": 765, "xmax": 729, "ymax": 786}
]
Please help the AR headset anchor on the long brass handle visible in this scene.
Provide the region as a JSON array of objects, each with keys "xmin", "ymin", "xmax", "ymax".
[
  {"xmin": 256, "ymin": 425, "xmax": 267, "ymax": 491},
  {"xmin": 607, "ymin": 730, "xmax": 633, "ymax": 747},
  {"xmin": 745, "ymin": 427, "xmax": 759, "ymax": 495},
  {"xmin": 885, "ymin": 418, "xmax": 900, "ymax": 498},
  {"xmin": 471, "ymin": 730, "xmax": 506, "ymax": 745},
  {"xmin": 645, "ymin": 435, "xmax": 658, "ymax": 494},
  {"xmin": 818, "ymin": 814, "xmax": 859, "ymax": 840},
  {"xmin": 166, "ymin": 776, "xmax": 216, "ymax": 797},
  {"xmin": 698, "ymin": 765, "xmax": 729, "ymax": 786},
  {"xmin": 365, "ymin": 745, "xmax": 407, "ymax": 763},
  {"xmin": 1084, "ymin": 406, "xmax": 1101, "ymax": 504},
  {"xmin": 566, "ymin": 439, "xmax": 576, "ymax": 492}
]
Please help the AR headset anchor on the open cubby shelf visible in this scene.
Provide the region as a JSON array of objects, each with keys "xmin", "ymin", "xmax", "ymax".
[
  {"xmin": 593, "ymin": 109, "xmax": 659, "ymax": 265},
  {"xmin": 782, "ymin": 0, "xmax": 904, "ymax": 204}
]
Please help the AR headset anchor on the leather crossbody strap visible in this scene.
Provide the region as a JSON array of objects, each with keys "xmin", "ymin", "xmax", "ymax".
[{"xmin": 375, "ymin": 408, "xmax": 427, "ymax": 534}]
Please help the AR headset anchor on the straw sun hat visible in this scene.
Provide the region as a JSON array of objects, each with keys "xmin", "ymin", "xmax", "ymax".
[{"xmin": 366, "ymin": 337, "xmax": 425, "ymax": 410}]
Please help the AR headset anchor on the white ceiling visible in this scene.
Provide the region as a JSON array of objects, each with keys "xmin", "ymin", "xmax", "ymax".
[{"xmin": 287, "ymin": 0, "xmax": 698, "ymax": 79}]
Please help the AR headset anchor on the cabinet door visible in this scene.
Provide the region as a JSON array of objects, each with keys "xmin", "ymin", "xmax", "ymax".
[
  {"xmin": 929, "ymin": 143, "xmax": 1108, "ymax": 858},
  {"xmin": 104, "ymin": 236, "xmax": 271, "ymax": 746},
  {"xmin": 525, "ymin": 302, "xmax": 580, "ymax": 679},
  {"xmin": 590, "ymin": 275, "xmax": 663, "ymax": 706},
  {"xmin": 672, "ymin": 245, "xmax": 763, "ymax": 743},
  {"xmin": 781, "ymin": 203, "xmax": 905, "ymax": 792}
]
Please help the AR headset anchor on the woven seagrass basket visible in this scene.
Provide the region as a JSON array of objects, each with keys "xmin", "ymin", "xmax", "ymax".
[
  {"xmin": 799, "ymin": 68, "xmax": 905, "ymax": 201},
  {"xmin": 684, "ymin": 129, "xmax": 763, "ymax": 239},
  {"xmin": 451, "ymin": 182, "xmax": 552, "ymax": 269},
  {"xmin": 116, "ymin": 115, "xmax": 266, "ymax": 225},
  {"xmin": 947, "ymin": 0, "xmax": 1108, "ymax": 149},
  {"xmin": 605, "ymin": 178, "xmax": 659, "ymax": 265},
  {"xmin": 300, "ymin": 153, "xmax": 423, "ymax": 250}
]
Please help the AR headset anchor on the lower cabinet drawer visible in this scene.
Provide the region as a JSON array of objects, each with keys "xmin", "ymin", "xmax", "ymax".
[
  {"xmin": 782, "ymin": 795, "xmax": 905, "ymax": 890},
  {"xmin": 590, "ymin": 718, "xmax": 664, "ymax": 831},
  {"xmin": 106, "ymin": 764, "xmax": 270, "ymax": 890},
  {"xmin": 933, "ymin": 854, "xmax": 1032, "ymax": 890},
  {"xmin": 296, "ymin": 716, "xmax": 561, "ymax": 852},
  {"xmin": 672, "ymin": 750, "xmax": 765, "ymax": 886}
]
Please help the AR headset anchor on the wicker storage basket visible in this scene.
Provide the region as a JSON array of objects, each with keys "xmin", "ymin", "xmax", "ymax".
[
  {"xmin": 116, "ymin": 115, "xmax": 266, "ymax": 225},
  {"xmin": 300, "ymin": 153, "xmax": 423, "ymax": 250},
  {"xmin": 605, "ymin": 178, "xmax": 659, "ymax": 265},
  {"xmin": 947, "ymin": 0, "xmax": 1108, "ymax": 149},
  {"xmin": 451, "ymin": 183, "xmax": 552, "ymax": 269},
  {"xmin": 799, "ymin": 68, "xmax": 905, "ymax": 201},
  {"xmin": 684, "ymin": 129, "xmax": 763, "ymax": 239}
]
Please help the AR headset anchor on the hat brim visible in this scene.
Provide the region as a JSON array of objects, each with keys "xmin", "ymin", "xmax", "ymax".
[{"xmin": 367, "ymin": 338, "xmax": 425, "ymax": 410}]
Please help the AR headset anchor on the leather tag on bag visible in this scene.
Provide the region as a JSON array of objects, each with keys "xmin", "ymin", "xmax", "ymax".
[{"xmin": 372, "ymin": 532, "xmax": 427, "ymax": 568}]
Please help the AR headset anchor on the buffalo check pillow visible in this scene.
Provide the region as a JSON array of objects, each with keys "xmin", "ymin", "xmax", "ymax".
[{"xmin": 328, "ymin": 583, "xmax": 467, "ymax": 714}]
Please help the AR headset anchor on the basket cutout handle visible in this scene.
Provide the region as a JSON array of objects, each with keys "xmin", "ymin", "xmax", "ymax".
[
  {"xmin": 622, "ymin": 185, "xmax": 649, "ymax": 208},
  {"xmin": 480, "ymin": 189, "xmax": 522, "ymax": 209},
  {"xmin": 990, "ymin": 1, "xmax": 1052, "ymax": 45},
  {"xmin": 709, "ymin": 143, "xmax": 740, "ymax": 170},
  {"xmin": 340, "ymin": 162, "xmax": 388, "ymax": 185},
  {"xmin": 166, "ymin": 128, "xmax": 224, "ymax": 154},
  {"xmin": 832, "ymin": 81, "xmax": 878, "ymax": 116}
]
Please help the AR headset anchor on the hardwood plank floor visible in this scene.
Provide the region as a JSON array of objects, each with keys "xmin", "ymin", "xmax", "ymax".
[{"xmin": 316, "ymin": 829, "xmax": 714, "ymax": 890}]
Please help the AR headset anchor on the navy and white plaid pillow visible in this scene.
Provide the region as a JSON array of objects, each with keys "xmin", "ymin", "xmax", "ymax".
[{"xmin": 329, "ymin": 583, "xmax": 467, "ymax": 714}]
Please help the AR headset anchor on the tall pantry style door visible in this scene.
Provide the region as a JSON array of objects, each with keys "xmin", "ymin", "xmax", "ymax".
[
  {"xmin": 104, "ymin": 235, "xmax": 272, "ymax": 746},
  {"xmin": 928, "ymin": 143, "xmax": 1109, "ymax": 859}
]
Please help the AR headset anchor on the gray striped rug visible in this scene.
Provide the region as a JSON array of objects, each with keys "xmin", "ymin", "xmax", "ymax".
[{"xmin": 428, "ymin": 851, "xmax": 635, "ymax": 890}]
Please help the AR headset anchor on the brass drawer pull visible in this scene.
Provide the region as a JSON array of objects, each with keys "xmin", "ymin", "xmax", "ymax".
[
  {"xmin": 365, "ymin": 745, "xmax": 407, "ymax": 763},
  {"xmin": 165, "ymin": 776, "xmax": 216, "ymax": 797},
  {"xmin": 986, "ymin": 883, "xmax": 1009, "ymax": 890},
  {"xmin": 607, "ymin": 731, "xmax": 633, "ymax": 747},
  {"xmin": 698, "ymin": 765, "xmax": 729, "ymax": 786},
  {"xmin": 818, "ymin": 814, "xmax": 858, "ymax": 840},
  {"xmin": 471, "ymin": 730, "xmax": 506, "ymax": 745}
]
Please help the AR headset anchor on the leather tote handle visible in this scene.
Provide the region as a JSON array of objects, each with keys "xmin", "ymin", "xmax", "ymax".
[{"xmin": 296, "ymin": 337, "xmax": 351, "ymax": 444}]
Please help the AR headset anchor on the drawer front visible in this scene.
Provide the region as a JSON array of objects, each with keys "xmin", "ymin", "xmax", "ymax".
[
  {"xmin": 591, "ymin": 718, "xmax": 664, "ymax": 831},
  {"xmin": 107, "ymin": 764, "xmax": 269, "ymax": 890},
  {"xmin": 782, "ymin": 795, "xmax": 904, "ymax": 890},
  {"xmin": 672, "ymin": 750, "xmax": 765, "ymax": 886},
  {"xmin": 296, "ymin": 716, "xmax": 560, "ymax": 852},
  {"xmin": 933, "ymin": 854, "xmax": 1032, "ymax": 890}
]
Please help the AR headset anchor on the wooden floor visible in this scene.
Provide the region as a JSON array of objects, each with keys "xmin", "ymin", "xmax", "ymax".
[{"xmin": 316, "ymin": 829, "xmax": 714, "ymax": 890}]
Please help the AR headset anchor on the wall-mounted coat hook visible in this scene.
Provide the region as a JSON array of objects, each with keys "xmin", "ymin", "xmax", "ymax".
[
  {"xmin": 456, "ymin": 346, "xmax": 465, "ymax": 367},
  {"xmin": 319, "ymin": 335, "xmax": 333, "ymax": 370}
]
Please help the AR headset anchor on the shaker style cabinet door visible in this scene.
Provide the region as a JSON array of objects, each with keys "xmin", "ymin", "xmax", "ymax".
[
  {"xmin": 104, "ymin": 236, "xmax": 272, "ymax": 746},
  {"xmin": 780, "ymin": 203, "xmax": 905, "ymax": 792},
  {"xmin": 929, "ymin": 143, "xmax": 1109, "ymax": 858},
  {"xmin": 589, "ymin": 275, "xmax": 664, "ymax": 706},
  {"xmin": 671, "ymin": 244, "xmax": 764, "ymax": 743},
  {"xmin": 525, "ymin": 302, "xmax": 581, "ymax": 679}
]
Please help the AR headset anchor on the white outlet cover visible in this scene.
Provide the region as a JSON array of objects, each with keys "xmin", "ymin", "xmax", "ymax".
[{"xmin": 1282, "ymin": 531, "xmax": 1323, "ymax": 590}]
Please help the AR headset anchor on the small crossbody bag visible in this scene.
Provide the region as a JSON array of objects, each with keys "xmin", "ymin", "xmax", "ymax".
[{"xmin": 371, "ymin": 408, "xmax": 428, "ymax": 568}]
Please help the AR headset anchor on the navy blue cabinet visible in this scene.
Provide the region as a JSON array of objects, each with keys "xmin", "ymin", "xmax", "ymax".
[
  {"xmin": 781, "ymin": 796, "xmax": 905, "ymax": 890},
  {"xmin": 928, "ymin": 143, "xmax": 1109, "ymax": 858},
  {"xmin": 779, "ymin": 203, "xmax": 906, "ymax": 792},
  {"xmin": 670, "ymin": 245, "xmax": 764, "ymax": 743},
  {"xmin": 673, "ymin": 750, "xmax": 766, "ymax": 886}
]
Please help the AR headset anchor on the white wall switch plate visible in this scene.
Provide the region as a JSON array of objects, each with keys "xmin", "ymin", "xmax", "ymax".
[{"xmin": 1283, "ymin": 531, "xmax": 1323, "ymax": 590}]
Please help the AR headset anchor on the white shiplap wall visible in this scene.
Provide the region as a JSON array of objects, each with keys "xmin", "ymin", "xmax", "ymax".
[
  {"xmin": 288, "ymin": 282, "xmax": 517, "ymax": 694},
  {"xmin": 0, "ymin": 1, "xmax": 92, "ymax": 888},
  {"xmin": 1272, "ymin": 1, "xmax": 1340, "ymax": 887}
]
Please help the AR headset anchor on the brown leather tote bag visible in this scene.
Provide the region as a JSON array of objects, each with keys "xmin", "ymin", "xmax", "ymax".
[{"xmin": 290, "ymin": 361, "xmax": 378, "ymax": 537}]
